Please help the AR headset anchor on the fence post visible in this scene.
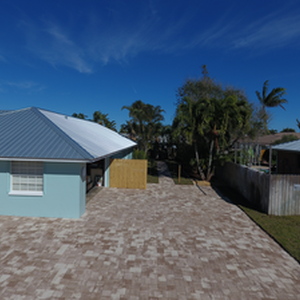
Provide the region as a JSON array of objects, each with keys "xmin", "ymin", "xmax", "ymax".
[
  {"xmin": 269, "ymin": 145, "xmax": 272, "ymax": 174},
  {"xmin": 234, "ymin": 142, "xmax": 237, "ymax": 163},
  {"xmin": 178, "ymin": 164, "xmax": 181, "ymax": 183}
]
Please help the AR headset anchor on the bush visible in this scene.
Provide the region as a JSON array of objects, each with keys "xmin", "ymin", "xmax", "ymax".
[
  {"xmin": 272, "ymin": 135, "xmax": 299, "ymax": 145},
  {"xmin": 133, "ymin": 149, "xmax": 147, "ymax": 159}
]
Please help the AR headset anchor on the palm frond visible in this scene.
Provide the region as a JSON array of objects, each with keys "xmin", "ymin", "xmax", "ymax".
[{"xmin": 262, "ymin": 80, "xmax": 269, "ymax": 99}]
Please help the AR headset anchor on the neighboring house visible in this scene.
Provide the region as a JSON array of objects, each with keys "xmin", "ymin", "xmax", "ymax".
[
  {"xmin": 0, "ymin": 107, "xmax": 136, "ymax": 218},
  {"xmin": 240, "ymin": 132, "xmax": 300, "ymax": 146},
  {"xmin": 272, "ymin": 140, "xmax": 300, "ymax": 174},
  {"xmin": 218, "ymin": 137, "xmax": 300, "ymax": 216},
  {"xmin": 236, "ymin": 132, "xmax": 300, "ymax": 166}
]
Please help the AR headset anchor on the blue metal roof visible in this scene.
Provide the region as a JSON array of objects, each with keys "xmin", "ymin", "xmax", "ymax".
[
  {"xmin": 272, "ymin": 139, "xmax": 300, "ymax": 152},
  {"xmin": 0, "ymin": 107, "xmax": 136, "ymax": 161}
]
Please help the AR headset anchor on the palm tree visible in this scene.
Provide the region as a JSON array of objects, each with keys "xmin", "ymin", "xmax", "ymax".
[
  {"xmin": 122, "ymin": 100, "xmax": 164, "ymax": 154},
  {"xmin": 72, "ymin": 112, "xmax": 87, "ymax": 119},
  {"xmin": 174, "ymin": 72, "xmax": 252, "ymax": 181},
  {"xmin": 256, "ymin": 80, "xmax": 287, "ymax": 133},
  {"xmin": 93, "ymin": 111, "xmax": 117, "ymax": 131},
  {"xmin": 172, "ymin": 96, "xmax": 207, "ymax": 180}
]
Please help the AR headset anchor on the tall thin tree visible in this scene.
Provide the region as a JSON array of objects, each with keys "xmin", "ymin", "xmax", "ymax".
[{"xmin": 255, "ymin": 80, "xmax": 287, "ymax": 133}]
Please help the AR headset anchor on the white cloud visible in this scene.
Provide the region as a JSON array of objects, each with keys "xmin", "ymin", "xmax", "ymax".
[
  {"xmin": 21, "ymin": 19, "xmax": 93, "ymax": 74},
  {"xmin": 233, "ymin": 14, "xmax": 300, "ymax": 50},
  {"xmin": 84, "ymin": 2, "xmax": 204, "ymax": 64},
  {"xmin": 40, "ymin": 24, "xmax": 93, "ymax": 73},
  {"xmin": 20, "ymin": 2, "xmax": 300, "ymax": 72},
  {"xmin": 11, "ymin": 1, "xmax": 300, "ymax": 72},
  {"xmin": 0, "ymin": 81, "xmax": 45, "ymax": 92},
  {"xmin": 19, "ymin": 2, "xmax": 205, "ymax": 70}
]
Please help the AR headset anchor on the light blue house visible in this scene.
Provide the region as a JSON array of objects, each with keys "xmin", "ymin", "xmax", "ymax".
[{"xmin": 0, "ymin": 107, "xmax": 136, "ymax": 218}]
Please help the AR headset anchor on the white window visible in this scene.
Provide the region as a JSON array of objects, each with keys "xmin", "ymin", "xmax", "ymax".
[{"xmin": 10, "ymin": 161, "xmax": 43, "ymax": 196}]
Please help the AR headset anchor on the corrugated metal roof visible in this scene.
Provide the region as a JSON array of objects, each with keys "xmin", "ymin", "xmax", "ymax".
[
  {"xmin": 0, "ymin": 110, "xmax": 10, "ymax": 114},
  {"xmin": 272, "ymin": 139, "xmax": 300, "ymax": 152},
  {"xmin": 0, "ymin": 107, "xmax": 136, "ymax": 161}
]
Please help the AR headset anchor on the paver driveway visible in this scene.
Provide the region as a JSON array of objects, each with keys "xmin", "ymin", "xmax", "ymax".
[{"xmin": 0, "ymin": 162, "xmax": 299, "ymax": 299}]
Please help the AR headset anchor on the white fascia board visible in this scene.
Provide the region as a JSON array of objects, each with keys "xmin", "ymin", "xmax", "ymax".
[{"xmin": 89, "ymin": 145, "xmax": 136, "ymax": 163}]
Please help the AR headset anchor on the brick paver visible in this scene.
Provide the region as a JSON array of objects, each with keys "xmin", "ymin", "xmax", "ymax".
[{"xmin": 0, "ymin": 162, "xmax": 299, "ymax": 299}]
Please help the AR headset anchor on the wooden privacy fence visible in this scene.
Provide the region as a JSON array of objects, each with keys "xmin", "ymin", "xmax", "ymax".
[
  {"xmin": 110, "ymin": 159, "xmax": 147, "ymax": 189},
  {"xmin": 269, "ymin": 175, "xmax": 300, "ymax": 215},
  {"xmin": 217, "ymin": 162, "xmax": 300, "ymax": 216},
  {"xmin": 216, "ymin": 162, "xmax": 270, "ymax": 213}
]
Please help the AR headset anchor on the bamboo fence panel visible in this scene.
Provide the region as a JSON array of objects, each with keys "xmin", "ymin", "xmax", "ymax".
[{"xmin": 110, "ymin": 159, "xmax": 147, "ymax": 189}]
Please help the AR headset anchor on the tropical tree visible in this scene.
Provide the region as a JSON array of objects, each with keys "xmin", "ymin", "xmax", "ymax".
[
  {"xmin": 268, "ymin": 129, "xmax": 278, "ymax": 134},
  {"xmin": 173, "ymin": 66, "xmax": 252, "ymax": 180},
  {"xmin": 297, "ymin": 119, "xmax": 300, "ymax": 130},
  {"xmin": 255, "ymin": 80, "xmax": 287, "ymax": 133},
  {"xmin": 281, "ymin": 128, "xmax": 295, "ymax": 133},
  {"xmin": 121, "ymin": 100, "xmax": 164, "ymax": 155},
  {"xmin": 72, "ymin": 111, "xmax": 117, "ymax": 131},
  {"xmin": 172, "ymin": 96, "xmax": 207, "ymax": 180},
  {"xmin": 272, "ymin": 134, "xmax": 299, "ymax": 145},
  {"xmin": 93, "ymin": 110, "xmax": 117, "ymax": 131},
  {"xmin": 72, "ymin": 112, "xmax": 87, "ymax": 119}
]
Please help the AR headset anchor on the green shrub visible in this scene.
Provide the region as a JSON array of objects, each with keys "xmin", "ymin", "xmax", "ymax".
[
  {"xmin": 272, "ymin": 135, "xmax": 299, "ymax": 145},
  {"xmin": 133, "ymin": 149, "xmax": 147, "ymax": 159}
]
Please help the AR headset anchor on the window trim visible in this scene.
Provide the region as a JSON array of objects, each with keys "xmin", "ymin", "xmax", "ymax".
[
  {"xmin": 10, "ymin": 161, "xmax": 44, "ymax": 196},
  {"xmin": 9, "ymin": 190, "xmax": 43, "ymax": 196}
]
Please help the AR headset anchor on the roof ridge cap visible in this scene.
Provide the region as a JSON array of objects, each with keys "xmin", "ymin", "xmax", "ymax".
[
  {"xmin": 0, "ymin": 107, "xmax": 32, "ymax": 116},
  {"xmin": 32, "ymin": 108, "xmax": 93, "ymax": 160}
]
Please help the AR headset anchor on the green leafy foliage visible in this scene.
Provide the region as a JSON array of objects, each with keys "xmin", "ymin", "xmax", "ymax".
[
  {"xmin": 165, "ymin": 160, "xmax": 193, "ymax": 185},
  {"xmin": 93, "ymin": 111, "xmax": 117, "ymax": 131},
  {"xmin": 255, "ymin": 80, "xmax": 287, "ymax": 134},
  {"xmin": 173, "ymin": 66, "xmax": 252, "ymax": 180},
  {"xmin": 133, "ymin": 149, "xmax": 147, "ymax": 159},
  {"xmin": 147, "ymin": 160, "xmax": 158, "ymax": 183},
  {"xmin": 72, "ymin": 110, "xmax": 117, "ymax": 131},
  {"xmin": 272, "ymin": 135, "xmax": 299, "ymax": 145},
  {"xmin": 72, "ymin": 112, "xmax": 87, "ymax": 119},
  {"xmin": 121, "ymin": 100, "xmax": 164, "ymax": 156},
  {"xmin": 280, "ymin": 128, "xmax": 295, "ymax": 133}
]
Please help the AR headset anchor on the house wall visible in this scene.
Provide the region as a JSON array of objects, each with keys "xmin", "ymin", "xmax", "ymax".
[
  {"xmin": 277, "ymin": 151, "xmax": 300, "ymax": 174},
  {"xmin": 0, "ymin": 161, "xmax": 86, "ymax": 218}
]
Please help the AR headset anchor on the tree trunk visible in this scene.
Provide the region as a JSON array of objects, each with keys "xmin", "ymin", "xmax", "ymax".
[
  {"xmin": 207, "ymin": 139, "xmax": 214, "ymax": 180},
  {"xmin": 194, "ymin": 143, "xmax": 206, "ymax": 180}
]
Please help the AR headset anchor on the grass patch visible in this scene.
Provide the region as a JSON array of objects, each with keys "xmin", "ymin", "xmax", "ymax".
[
  {"xmin": 147, "ymin": 160, "xmax": 159, "ymax": 183},
  {"xmin": 239, "ymin": 206, "xmax": 300, "ymax": 262},
  {"xmin": 165, "ymin": 160, "xmax": 193, "ymax": 185},
  {"xmin": 213, "ymin": 181, "xmax": 300, "ymax": 263}
]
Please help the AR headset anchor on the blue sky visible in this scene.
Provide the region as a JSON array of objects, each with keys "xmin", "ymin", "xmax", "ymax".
[{"xmin": 1, "ymin": 0, "xmax": 300, "ymax": 131}]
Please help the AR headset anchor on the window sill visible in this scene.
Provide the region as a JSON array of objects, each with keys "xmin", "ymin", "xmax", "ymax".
[{"xmin": 9, "ymin": 191, "xmax": 43, "ymax": 197}]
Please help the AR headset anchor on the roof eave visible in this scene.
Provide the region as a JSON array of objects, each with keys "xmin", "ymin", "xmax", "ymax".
[
  {"xmin": 271, "ymin": 148, "xmax": 300, "ymax": 153},
  {"xmin": 0, "ymin": 157, "xmax": 90, "ymax": 163},
  {"xmin": 0, "ymin": 144, "xmax": 136, "ymax": 163}
]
